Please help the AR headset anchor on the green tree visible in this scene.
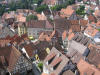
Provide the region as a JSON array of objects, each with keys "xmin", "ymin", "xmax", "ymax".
[
  {"xmin": 50, "ymin": 0, "xmax": 75, "ymax": 11},
  {"xmin": 50, "ymin": 5, "xmax": 63, "ymax": 11},
  {"xmin": 38, "ymin": 62, "xmax": 43, "ymax": 72},
  {"xmin": 0, "ymin": 5, "xmax": 5, "ymax": 16},
  {"xmin": 77, "ymin": 0, "xmax": 82, "ymax": 2},
  {"xmin": 33, "ymin": 0, "xmax": 43, "ymax": 5},
  {"xmin": 35, "ymin": 4, "xmax": 48, "ymax": 13},
  {"xmin": 76, "ymin": 5, "xmax": 86, "ymax": 16},
  {"xmin": 67, "ymin": 0, "xmax": 75, "ymax": 5},
  {"xmin": 9, "ymin": 2, "xmax": 16, "ymax": 11},
  {"xmin": 26, "ymin": 14, "xmax": 38, "ymax": 22}
]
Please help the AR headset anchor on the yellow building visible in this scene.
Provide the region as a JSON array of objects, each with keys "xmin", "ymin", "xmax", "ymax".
[{"xmin": 18, "ymin": 22, "xmax": 27, "ymax": 36}]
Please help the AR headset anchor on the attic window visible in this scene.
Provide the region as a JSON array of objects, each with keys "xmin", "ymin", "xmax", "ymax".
[
  {"xmin": 53, "ymin": 61, "xmax": 61, "ymax": 70},
  {"xmin": 48, "ymin": 55, "xmax": 55, "ymax": 64}
]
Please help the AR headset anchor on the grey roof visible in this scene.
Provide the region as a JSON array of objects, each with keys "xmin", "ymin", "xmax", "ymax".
[
  {"xmin": 72, "ymin": 32, "xmax": 91, "ymax": 46},
  {"xmin": 66, "ymin": 40, "xmax": 88, "ymax": 63},
  {"xmin": 68, "ymin": 40, "xmax": 87, "ymax": 54},
  {"xmin": 0, "ymin": 27, "xmax": 15, "ymax": 38},
  {"xmin": 62, "ymin": 70, "xmax": 75, "ymax": 75}
]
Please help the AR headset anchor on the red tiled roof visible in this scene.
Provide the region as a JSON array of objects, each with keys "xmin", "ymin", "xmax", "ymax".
[
  {"xmin": 62, "ymin": 30, "xmax": 67, "ymax": 40},
  {"xmin": 77, "ymin": 59, "xmax": 100, "ymax": 75},
  {"xmin": 24, "ymin": 43, "xmax": 36, "ymax": 57},
  {"xmin": 0, "ymin": 46, "xmax": 21, "ymax": 72},
  {"xmin": 41, "ymin": 73, "xmax": 49, "ymax": 75},
  {"xmin": 50, "ymin": 57, "xmax": 62, "ymax": 67},
  {"xmin": 88, "ymin": 15, "xmax": 97, "ymax": 23},
  {"xmin": 26, "ymin": 20, "xmax": 46, "ymax": 28},
  {"xmin": 60, "ymin": 6, "xmax": 75, "ymax": 18},
  {"xmin": 68, "ymin": 33, "xmax": 75, "ymax": 40},
  {"xmin": 70, "ymin": 25, "xmax": 81, "ymax": 32},
  {"xmin": 45, "ymin": 52, "xmax": 56, "ymax": 61},
  {"xmin": 80, "ymin": 20, "xmax": 88, "ymax": 26}
]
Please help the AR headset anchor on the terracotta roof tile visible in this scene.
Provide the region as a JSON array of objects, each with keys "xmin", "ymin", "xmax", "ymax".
[
  {"xmin": 54, "ymin": 18, "xmax": 71, "ymax": 32},
  {"xmin": 68, "ymin": 33, "xmax": 75, "ymax": 40},
  {"xmin": 37, "ymin": 14, "xmax": 47, "ymax": 20},
  {"xmin": 0, "ymin": 46, "xmax": 21, "ymax": 72},
  {"xmin": 70, "ymin": 25, "xmax": 81, "ymax": 32},
  {"xmin": 77, "ymin": 59, "xmax": 100, "ymax": 75},
  {"xmin": 96, "ymin": 21, "xmax": 100, "ymax": 27},
  {"xmin": 41, "ymin": 73, "xmax": 49, "ymax": 75},
  {"xmin": 88, "ymin": 15, "xmax": 97, "ymax": 23},
  {"xmin": 94, "ymin": 9, "xmax": 100, "ymax": 17},
  {"xmin": 60, "ymin": 6, "xmax": 75, "ymax": 18},
  {"xmin": 50, "ymin": 57, "xmax": 62, "ymax": 67},
  {"xmin": 87, "ymin": 46, "xmax": 100, "ymax": 68},
  {"xmin": 80, "ymin": 20, "xmax": 88, "ymax": 26},
  {"xmin": 62, "ymin": 30, "xmax": 67, "ymax": 40},
  {"xmin": 70, "ymin": 20, "xmax": 79, "ymax": 25},
  {"xmin": 35, "ymin": 41, "xmax": 52, "ymax": 60},
  {"xmin": 27, "ymin": 20, "xmax": 46, "ymax": 28},
  {"xmin": 23, "ymin": 43, "xmax": 37, "ymax": 57},
  {"xmin": 42, "ymin": 0, "xmax": 56, "ymax": 5},
  {"xmin": 45, "ymin": 52, "xmax": 56, "ymax": 61}
]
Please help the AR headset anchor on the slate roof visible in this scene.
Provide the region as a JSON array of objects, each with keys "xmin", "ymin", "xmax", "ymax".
[
  {"xmin": 0, "ymin": 27, "xmax": 15, "ymax": 38},
  {"xmin": 72, "ymin": 32, "xmax": 91, "ymax": 46},
  {"xmin": 66, "ymin": 40, "xmax": 89, "ymax": 63}
]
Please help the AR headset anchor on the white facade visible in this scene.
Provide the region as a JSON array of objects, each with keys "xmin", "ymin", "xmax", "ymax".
[
  {"xmin": 22, "ymin": 48, "xmax": 30, "ymax": 58},
  {"xmin": 84, "ymin": 32, "xmax": 92, "ymax": 38}
]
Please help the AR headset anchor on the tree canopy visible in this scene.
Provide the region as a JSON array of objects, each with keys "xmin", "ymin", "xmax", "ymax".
[
  {"xmin": 0, "ymin": 5, "xmax": 6, "ymax": 16},
  {"xmin": 26, "ymin": 14, "xmax": 38, "ymax": 22},
  {"xmin": 35, "ymin": 4, "xmax": 48, "ymax": 13},
  {"xmin": 50, "ymin": 0, "xmax": 75, "ymax": 11},
  {"xmin": 33, "ymin": 0, "xmax": 43, "ymax": 5},
  {"xmin": 76, "ymin": 5, "xmax": 86, "ymax": 16}
]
